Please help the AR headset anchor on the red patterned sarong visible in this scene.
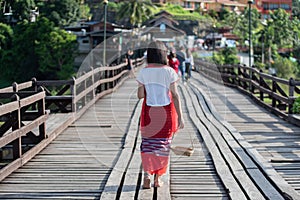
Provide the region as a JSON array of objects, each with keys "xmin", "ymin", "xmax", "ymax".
[{"xmin": 140, "ymin": 97, "xmax": 178, "ymax": 175}]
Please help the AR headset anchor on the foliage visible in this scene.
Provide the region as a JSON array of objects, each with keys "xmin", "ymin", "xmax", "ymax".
[
  {"xmin": 117, "ymin": 0, "xmax": 155, "ymax": 27},
  {"xmin": 0, "ymin": 23, "xmax": 13, "ymax": 50},
  {"xmin": 292, "ymin": 96, "xmax": 300, "ymax": 114},
  {"xmin": 254, "ymin": 61, "xmax": 266, "ymax": 70},
  {"xmin": 13, "ymin": 0, "xmax": 36, "ymax": 22},
  {"xmin": 37, "ymin": 0, "xmax": 82, "ymax": 27},
  {"xmin": 272, "ymin": 55, "xmax": 298, "ymax": 79},
  {"xmin": 155, "ymin": 3, "xmax": 204, "ymax": 21},
  {"xmin": 213, "ymin": 47, "xmax": 239, "ymax": 65},
  {"xmin": 1, "ymin": 17, "xmax": 77, "ymax": 83},
  {"xmin": 292, "ymin": 0, "xmax": 300, "ymax": 19},
  {"xmin": 79, "ymin": 3, "xmax": 92, "ymax": 21},
  {"xmin": 36, "ymin": 26, "xmax": 77, "ymax": 80},
  {"xmin": 268, "ymin": 9, "xmax": 295, "ymax": 48},
  {"xmin": 232, "ymin": 7, "xmax": 261, "ymax": 47}
]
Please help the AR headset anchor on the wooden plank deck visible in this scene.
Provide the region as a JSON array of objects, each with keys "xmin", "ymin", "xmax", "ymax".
[
  {"xmin": 0, "ymin": 80, "xmax": 138, "ymax": 199},
  {"xmin": 192, "ymin": 71, "xmax": 300, "ymax": 199},
  {"xmin": 1, "ymin": 70, "xmax": 300, "ymax": 199},
  {"xmin": 0, "ymin": 77, "xmax": 230, "ymax": 199}
]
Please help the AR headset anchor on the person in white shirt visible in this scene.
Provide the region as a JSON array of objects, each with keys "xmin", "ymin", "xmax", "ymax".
[
  {"xmin": 185, "ymin": 49, "xmax": 194, "ymax": 80},
  {"xmin": 137, "ymin": 41, "xmax": 184, "ymax": 189}
]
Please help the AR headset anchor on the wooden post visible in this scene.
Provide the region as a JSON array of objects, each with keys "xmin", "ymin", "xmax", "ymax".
[
  {"xmin": 11, "ymin": 94, "xmax": 21, "ymax": 159},
  {"xmin": 70, "ymin": 77, "xmax": 76, "ymax": 113},
  {"xmin": 31, "ymin": 78, "xmax": 38, "ymax": 110},
  {"xmin": 105, "ymin": 70, "xmax": 109, "ymax": 90},
  {"xmin": 272, "ymin": 78, "xmax": 276, "ymax": 108},
  {"xmin": 37, "ymin": 87, "xmax": 46, "ymax": 140},
  {"xmin": 12, "ymin": 82, "xmax": 18, "ymax": 92},
  {"xmin": 259, "ymin": 70, "xmax": 264, "ymax": 101},
  {"xmin": 250, "ymin": 66, "xmax": 254, "ymax": 94},
  {"xmin": 90, "ymin": 67, "xmax": 95, "ymax": 100},
  {"xmin": 238, "ymin": 65, "xmax": 242, "ymax": 87},
  {"xmin": 31, "ymin": 77, "xmax": 37, "ymax": 92},
  {"xmin": 288, "ymin": 77, "xmax": 295, "ymax": 114},
  {"xmin": 84, "ymin": 72, "xmax": 87, "ymax": 107}
]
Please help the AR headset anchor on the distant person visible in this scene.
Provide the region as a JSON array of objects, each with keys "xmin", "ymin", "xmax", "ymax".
[
  {"xmin": 168, "ymin": 51, "xmax": 179, "ymax": 73},
  {"xmin": 126, "ymin": 48, "xmax": 135, "ymax": 78},
  {"xmin": 136, "ymin": 41, "xmax": 184, "ymax": 189},
  {"xmin": 176, "ymin": 46, "xmax": 186, "ymax": 82},
  {"xmin": 185, "ymin": 49, "xmax": 194, "ymax": 80}
]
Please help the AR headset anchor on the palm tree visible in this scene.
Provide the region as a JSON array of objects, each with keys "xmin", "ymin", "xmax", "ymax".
[{"xmin": 117, "ymin": 0, "xmax": 155, "ymax": 28}]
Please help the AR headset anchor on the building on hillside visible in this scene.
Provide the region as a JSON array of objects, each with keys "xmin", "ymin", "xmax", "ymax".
[
  {"xmin": 65, "ymin": 21, "xmax": 131, "ymax": 67},
  {"xmin": 177, "ymin": 0, "xmax": 292, "ymax": 18},
  {"xmin": 254, "ymin": 0, "xmax": 292, "ymax": 19},
  {"xmin": 180, "ymin": 0, "xmax": 247, "ymax": 14},
  {"xmin": 142, "ymin": 10, "xmax": 186, "ymax": 47}
]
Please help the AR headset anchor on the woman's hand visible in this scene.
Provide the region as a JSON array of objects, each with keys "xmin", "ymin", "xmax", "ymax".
[{"xmin": 178, "ymin": 117, "xmax": 185, "ymax": 129}]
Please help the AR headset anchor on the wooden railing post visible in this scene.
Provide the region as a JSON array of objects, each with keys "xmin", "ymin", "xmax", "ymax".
[
  {"xmin": 84, "ymin": 72, "xmax": 87, "ymax": 107},
  {"xmin": 90, "ymin": 67, "xmax": 95, "ymax": 100},
  {"xmin": 12, "ymin": 82, "xmax": 18, "ymax": 92},
  {"xmin": 111, "ymin": 67, "xmax": 115, "ymax": 88},
  {"xmin": 105, "ymin": 70, "xmax": 109, "ymax": 90},
  {"xmin": 249, "ymin": 67, "xmax": 252, "ymax": 93},
  {"xmin": 288, "ymin": 77, "xmax": 295, "ymax": 114},
  {"xmin": 37, "ymin": 87, "xmax": 46, "ymax": 140},
  {"xmin": 259, "ymin": 69, "xmax": 264, "ymax": 101},
  {"xmin": 11, "ymin": 94, "xmax": 21, "ymax": 159},
  {"xmin": 31, "ymin": 78, "xmax": 37, "ymax": 92},
  {"xmin": 71, "ymin": 77, "xmax": 76, "ymax": 113},
  {"xmin": 272, "ymin": 77, "xmax": 277, "ymax": 108},
  {"xmin": 237, "ymin": 65, "xmax": 242, "ymax": 87}
]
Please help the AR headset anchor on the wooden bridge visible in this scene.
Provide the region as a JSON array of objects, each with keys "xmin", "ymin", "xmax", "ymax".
[{"xmin": 1, "ymin": 57, "xmax": 300, "ymax": 199}]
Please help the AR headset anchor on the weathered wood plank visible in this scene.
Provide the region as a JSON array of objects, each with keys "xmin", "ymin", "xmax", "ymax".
[
  {"xmin": 192, "ymin": 72, "xmax": 300, "ymax": 199},
  {"xmin": 179, "ymin": 84, "xmax": 248, "ymax": 200},
  {"xmin": 100, "ymin": 101, "xmax": 141, "ymax": 200}
]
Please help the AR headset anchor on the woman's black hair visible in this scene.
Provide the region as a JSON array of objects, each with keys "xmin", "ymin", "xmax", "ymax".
[
  {"xmin": 169, "ymin": 51, "xmax": 176, "ymax": 58},
  {"xmin": 146, "ymin": 41, "xmax": 168, "ymax": 65}
]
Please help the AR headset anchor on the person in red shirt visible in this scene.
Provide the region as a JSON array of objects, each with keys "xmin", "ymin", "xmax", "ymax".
[{"xmin": 168, "ymin": 51, "xmax": 179, "ymax": 74}]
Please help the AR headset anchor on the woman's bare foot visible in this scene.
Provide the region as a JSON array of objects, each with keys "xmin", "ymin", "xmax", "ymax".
[
  {"xmin": 143, "ymin": 176, "xmax": 151, "ymax": 189},
  {"xmin": 154, "ymin": 175, "xmax": 163, "ymax": 187}
]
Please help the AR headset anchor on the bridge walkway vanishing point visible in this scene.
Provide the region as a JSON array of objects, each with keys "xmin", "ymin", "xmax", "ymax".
[{"xmin": 1, "ymin": 71, "xmax": 300, "ymax": 199}]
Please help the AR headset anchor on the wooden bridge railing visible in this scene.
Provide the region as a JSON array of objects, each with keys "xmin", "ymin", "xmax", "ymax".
[
  {"xmin": 0, "ymin": 57, "xmax": 145, "ymax": 181},
  {"xmin": 0, "ymin": 87, "xmax": 47, "ymax": 180},
  {"xmin": 195, "ymin": 59, "xmax": 300, "ymax": 125}
]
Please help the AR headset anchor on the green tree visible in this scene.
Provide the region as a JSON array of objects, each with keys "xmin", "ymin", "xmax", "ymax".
[
  {"xmin": 36, "ymin": 27, "xmax": 77, "ymax": 80},
  {"xmin": 37, "ymin": 0, "xmax": 82, "ymax": 27},
  {"xmin": 292, "ymin": 0, "xmax": 300, "ymax": 19},
  {"xmin": 213, "ymin": 47, "xmax": 239, "ymax": 65},
  {"xmin": 13, "ymin": 0, "xmax": 36, "ymax": 22},
  {"xmin": 2, "ymin": 17, "xmax": 77, "ymax": 83},
  {"xmin": 263, "ymin": 9, "xmax": 295, "ymax": 66},
  {"xmin": 233, "ymin": 7, "xmax": 261, "ymax": 48},
  {"xmin": 273, "ymin": 55, "xmax": 297, "ymax": 79},
  {"xmin": 0, "ymin": 23, "xmax": 12, "ymax": 50},
  {"xmin": 117, "ymin": 0, "xmax": 155, "ymax": 27}
]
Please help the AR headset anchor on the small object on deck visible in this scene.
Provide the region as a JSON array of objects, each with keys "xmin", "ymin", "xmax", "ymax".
[{"xmin": 170, "ymin": 146, "xmax": 194, "ymax": 157}]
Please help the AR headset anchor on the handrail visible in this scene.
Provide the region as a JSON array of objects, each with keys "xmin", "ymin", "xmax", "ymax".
[
  {"xmin": 194, "ymin": 59, "xmax": 300, "ymax": 126},
  {"xmin": 0, "ymin": 57, "xmax": 145, "ymax": 181},
  {"xmin": 0, "ymin": 88, "xmax": 47, "ymax": 181}
]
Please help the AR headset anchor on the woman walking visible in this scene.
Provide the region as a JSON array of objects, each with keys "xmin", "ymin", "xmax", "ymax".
[
  {"xmin": 136, "ymin": 41, "xmax": 184, "ymax": 189},
  {"xmin": 185, "ymin": 49, "xmax": 194, "ymax": 80},
  {"xmin": 168, "ymin": 51, "xmax": 180, "ymax": 74},
  {"xmin": 126, "ymin": 48, "xmax": 135, "ymax": 78}
]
